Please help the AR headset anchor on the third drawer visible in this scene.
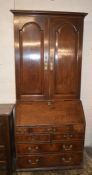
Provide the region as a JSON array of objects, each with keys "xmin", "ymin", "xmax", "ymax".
[{"xmin": 16, "ymin": 141, "xmax": 84, "ymax": 154}]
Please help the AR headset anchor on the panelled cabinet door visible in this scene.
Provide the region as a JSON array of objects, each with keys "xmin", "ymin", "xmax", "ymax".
[
  {"xmin": 15, "ymin": 15, "xmax": 49, "ymax": 101},
  {"xmin": 49, "ymin": 17, "xmax": 83, "ymax": 100}
]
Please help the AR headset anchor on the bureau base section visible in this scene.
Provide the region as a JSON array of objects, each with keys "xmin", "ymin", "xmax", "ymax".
[{"xmin": 16, "ymin": 152, "xmax": 83, "ymax": 170}]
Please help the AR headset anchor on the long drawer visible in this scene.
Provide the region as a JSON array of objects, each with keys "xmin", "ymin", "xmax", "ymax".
[
  {"xmin": 16, "ymin": 132, "xmax": 84, "ymax": 143},
  {"xmin": 16, "ymin": 152, "xmax": 83, "ymax": 169},
  {"xmin": 16, "ymin": 141, "xmax": 84, "ymax": 154},
  {"xmin": 16, "ymin": 125, "xmax": 85, "ymax": 135}
]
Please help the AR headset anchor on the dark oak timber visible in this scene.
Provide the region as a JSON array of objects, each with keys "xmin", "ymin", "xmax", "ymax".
[
  {"xmin": 11, "ymin": 10, "xmax": 87, "ymax": 172},
  {"xmin": 0, "ymin": 104, "xmax": 14, "ymax": 175}
]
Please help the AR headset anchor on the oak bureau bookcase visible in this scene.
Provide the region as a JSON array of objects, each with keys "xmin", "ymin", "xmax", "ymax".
[{"xmin": 11, "ymin": 10, "xmax": 87, "ymax": 171}]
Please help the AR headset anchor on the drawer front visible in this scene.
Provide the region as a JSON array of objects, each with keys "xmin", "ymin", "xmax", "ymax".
[
  {"xmin": 16, "ymin": 134, "xmax": 50, "ymax": 143},
  {"xmin": 16, "ymin": 124, "xmax": 84, "ymax": 135},
  {"xmin": 16, "ymin": 141, "xmax": 84, "ymax": 154},
  {"xmin": 16, "ymin": 133, "xmax": 84, "ymax": 143},
  {"xmin": 0, "ymin": 118, "xmax": 5, "ymax": 145},
  {"xmin": 16, "ymin": 125, "xmax": 73, "ymax": 134},
  {"xmin": 52, "ymin": 133, "xmax": 84, "ymax": 141},
  {"xmin": 16, "ymin": 153, "xmax": 83, "ymax": 169}
]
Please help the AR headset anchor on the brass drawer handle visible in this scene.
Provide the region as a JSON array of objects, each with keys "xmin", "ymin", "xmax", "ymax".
[
  {"xmin": 28, "ymin": 146, "xmax": 39, "ymax": 151},
  {"xmin": 62, "ymin": 144, "xmax": 73, "ymax": 151},
  {"xmin": 62, "ymin": 157, "xmax": 72, "ymax": 163},
  {"xmin": 28, "ymin": 159, "xmax": 39, "ymax": 165},
  {"xmin": 28, "ymin": 147, "xmax": 32, "ymax": 151},
  {"xmin": 64, "ymin": 134, "xmax": 73, "ymax": 138},
  {"xmin": 35, "ymin": 146, "xmax": 39, "ymax": 150}
]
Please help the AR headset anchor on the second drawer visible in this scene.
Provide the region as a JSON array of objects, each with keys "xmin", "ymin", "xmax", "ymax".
[{"xmin": 16, "ymin": 141, "xmax": 84, "ymax": 154}]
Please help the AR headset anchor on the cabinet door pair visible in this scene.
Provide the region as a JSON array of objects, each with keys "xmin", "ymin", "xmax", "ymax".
[{"xmin": 14, "ymin": 15, "xmax": 83, "ymax": 101}]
